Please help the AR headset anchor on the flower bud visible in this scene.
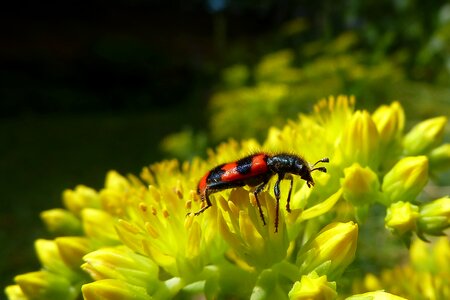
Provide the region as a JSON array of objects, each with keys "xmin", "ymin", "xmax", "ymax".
[
  {"xmin": 372, "ymin": 101, "xmax": 405, "ymax": 145},
  {"xmin": 14, "ymin": 271, "xmax": 76, "ymax": 300},
  {"xmin": 104, "ymin": 170, "xmax": 130, "ymax": 191},
  {"xmin": 35, "ymin": 239, "xmax": 73, "ymax": 278},
  {"xmin": 63, "ymin": 185, "xmax": 100, "ymax": 216},
  {"xmin": 341, "ymin": 163, "xmax": 380, "ymax": 206},
  {"xmin": 385, "ymin": 201, "xmax": 419, "ymax": 235},
  {"xmin": 409, "ymin": 237, "xmax": 433, "ymax": 271},
  {"xmin": 4, "ymin": 284, "xmax": 25, "ymax": 300},
  {"xmin": 403, "ymin": 116, "xmax": 447, "ymax": 155},
  {"xmin": 40, "ymin": 208, "xmax": 82, "ymax": 236},
  {"xmin": 55, "ymin": 237, "xmax": 92, "ymax": 269},
  {"xmin": 82, "ymin": 279, "xmax": 152, "ymax": 300},
  {"xmin": 381, "ymin": 156, "xmax": 428, "ymax": 204},
  {"xmin": 296, "ymin": 222, "xmax": 358, "ymax": 279},
  {"xmin": 340, "ymin": 111, "xmax": 380, "ymax": 168},
  {"xmin": 418, "ymin": 196, "xmax": 450, "ymax": 236},
  {"xmin": 432, "ymin": 237, "xmax": 450, "ymax": 274},
  {"xmin": 363, "ymin": 273, "xmax": 382, "ymax": 291},
  {"xmin": 82, "ymin": 246, "xmax": 158, "ymax": 288},
  {"xmin": 346, "ymin": 291, "xmax": 408, "ymax": 300},
  {"xmin": 429, "ymin": 143, "xmax": 450, "ymax": 171},
  {"xmin": 81, "ymin": 208, "xmax": 119, "ymax": 243},
  {"xmin": 288, "ymin": 272, "xmax": 337, "ymax": 300}
]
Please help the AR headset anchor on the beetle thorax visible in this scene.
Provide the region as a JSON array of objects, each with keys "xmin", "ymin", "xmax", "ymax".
[{"xmin": 267, "ymin": 154, "xmax": 308, "ymax": 175}]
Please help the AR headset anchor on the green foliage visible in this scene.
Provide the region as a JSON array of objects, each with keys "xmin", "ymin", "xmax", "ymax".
[{"xmin": 208, "ymin": 30, "xmax": 449, "ymax": 142}]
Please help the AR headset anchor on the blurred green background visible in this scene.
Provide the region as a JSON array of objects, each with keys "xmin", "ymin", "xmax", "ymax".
[{"xmin": 1, "ymin": 0, "xmax": 449, "ymax": 290}]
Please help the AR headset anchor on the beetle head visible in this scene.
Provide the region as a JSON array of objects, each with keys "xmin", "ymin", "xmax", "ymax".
[{"xmin": 302, "ymin": 157, "xmax": 329, "ymax": 188}]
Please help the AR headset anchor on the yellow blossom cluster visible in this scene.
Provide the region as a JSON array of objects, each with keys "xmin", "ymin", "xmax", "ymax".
[{"xmin": 5, "ymin": 96, "xmax": 449, "ymax": 300}]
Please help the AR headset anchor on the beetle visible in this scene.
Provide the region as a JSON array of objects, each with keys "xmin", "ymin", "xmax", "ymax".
[{"xmin": 193, "ymin": 153, "xmax": 329, "ymax": 232}]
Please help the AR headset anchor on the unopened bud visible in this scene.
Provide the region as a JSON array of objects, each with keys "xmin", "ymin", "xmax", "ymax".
[
  {"xmin": 403, "ymin": 116, "xmax": 447, "ymax": 155},
  {"xmin": 296, "ymin": 222, "xmax": 358, "ymax": 279},
  {"xmin": 288, "ymin": 272, "xmax": 337, "ymax": 300},
  {"xmin": 381, "ymin": 156, "xmax": 428, "ymax": 204},
  {"xmin": 385, "ymin": 201, "xmax": 419, "ymax": 235}
]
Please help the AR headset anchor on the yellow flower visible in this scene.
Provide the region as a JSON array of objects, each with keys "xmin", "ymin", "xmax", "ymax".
[
  {"xmin": 353, "ymin": 238, "xmax": 450, "ymax": 300},
  {"xmin": 114, "ymin": 160, "xmax": 227, "ymax": 279},
  {"xmin": 311, "ymin": 95, "xmax": 355, "ymax": 158},
  {"xmin": 6, "ymin": 96, "xmax": 450, "ymax": 300},
  {"xmin": 217, "ymin": 188, "xmax": 290, "ymax": 270}
]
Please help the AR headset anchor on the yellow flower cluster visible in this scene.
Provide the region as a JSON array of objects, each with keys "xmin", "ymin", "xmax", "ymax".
[
  {"xmin": 5, "ymin": 96, "xmax": 449, "ymax": 300},
  {"xmin": 352, "ymin": 237, "xmax": 450, "ymax": 300}
]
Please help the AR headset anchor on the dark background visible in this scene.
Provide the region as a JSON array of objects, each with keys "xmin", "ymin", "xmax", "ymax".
[
  {"xmin": 0, "ymin": 0, "xmax": 303, "ymax": 288},
  {"xmin": 1, "ymin": 0, "xmax": 448, "ymax": 290}
]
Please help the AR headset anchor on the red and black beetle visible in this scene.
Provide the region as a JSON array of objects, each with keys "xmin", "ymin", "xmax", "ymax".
[{"xmin": 193, "ymin": 153, "xmax": 329, "ymax": 232}]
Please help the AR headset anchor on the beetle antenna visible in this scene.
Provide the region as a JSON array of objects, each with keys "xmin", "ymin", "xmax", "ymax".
[
  {"xmin": 311, "ymin": 166, "xmax": 327, "ymax": 173},
  {"xmin": 311, "ymin": 157, "xmax": 329, "ymax": 173}
]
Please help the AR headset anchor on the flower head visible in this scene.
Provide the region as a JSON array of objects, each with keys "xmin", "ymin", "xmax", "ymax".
[
  {"xmin": 6, "ymin": 96, "xmax": 449, "ymax": 300},
  {"xmin": 352, "ymin": 237, "xmax": 450, "ymax": 299},
  {"xmin": 217, "ymin": 189, "xmax": 290, "ymax": 270}
]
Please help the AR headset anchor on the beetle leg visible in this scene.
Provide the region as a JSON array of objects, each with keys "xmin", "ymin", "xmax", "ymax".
[
  {"xmin": 285, "ymin": 174, "xmax": 293, "ymax": 213},
  {"xmin": 254, "ymin": 177, "xmax": 270, "ymax": 226},
  {"xmin": 193, "ymin": 189, "xmax": 212, "ymax": 216},
  {"xmin": 273, "ymin": 173, "xmax": 285, "ymax": 232}
]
